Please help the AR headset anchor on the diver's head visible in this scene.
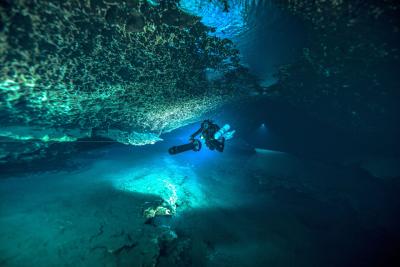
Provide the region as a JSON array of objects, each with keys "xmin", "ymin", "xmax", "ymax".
[{"xmin": 202, "ymin": 119, "xmax": 212, "ymax": 129}]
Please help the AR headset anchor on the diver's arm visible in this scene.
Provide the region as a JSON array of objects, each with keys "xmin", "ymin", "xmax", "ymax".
[{"xmin": 190, "ymin": 127, "xmax": 202, "ymax": 140}]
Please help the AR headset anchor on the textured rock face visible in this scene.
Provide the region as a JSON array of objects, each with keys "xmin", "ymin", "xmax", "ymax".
[
  {"xmin": 0, "ymin": 1, "xmax": 254, "ymax": 139},
  {"xmin": 0, "ymin": 0, "xmax": 259, "ymax": 163},
  {"xmin": 2, "ymin": 0, "xmax": 398, "ymax": 166}
]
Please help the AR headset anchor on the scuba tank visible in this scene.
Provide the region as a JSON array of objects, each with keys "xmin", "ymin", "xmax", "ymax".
[{"xmin": 214, "ymin": 124, "xmax": 235, "ymax": 140}]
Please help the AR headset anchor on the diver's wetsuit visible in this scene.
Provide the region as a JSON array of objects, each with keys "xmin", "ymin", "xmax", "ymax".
[{"xmin": 190, "ymin": 120, "xmax": 225, "ymax": 152}]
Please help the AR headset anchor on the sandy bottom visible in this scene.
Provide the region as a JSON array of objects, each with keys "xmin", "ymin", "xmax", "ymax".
[{"xmin": 0, "ymin": 144, "xmax": 399, "ymax": 267}]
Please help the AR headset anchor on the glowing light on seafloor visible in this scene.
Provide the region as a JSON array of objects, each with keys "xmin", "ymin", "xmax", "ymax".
[{"xmin": 111, "ymin": 157, "xmax": 208, "ymax": 212}]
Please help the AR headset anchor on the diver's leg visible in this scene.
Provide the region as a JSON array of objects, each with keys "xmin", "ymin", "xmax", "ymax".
[
  {"xmin": 207, "ymin": 141, "xmax": 215, "ymax": 150},
  {"xmin": 215, "ymin": 138, "xmax": 225, "ymax": 152},
  {"xmin": 216, "ymin": 143, "xmax": 224, "ymax": 152}
]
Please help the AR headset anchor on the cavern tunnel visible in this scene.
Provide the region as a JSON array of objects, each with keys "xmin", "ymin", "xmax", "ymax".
[{"xmin": 1, "ymin": 1, "xmax": 399, "ymax": 266}]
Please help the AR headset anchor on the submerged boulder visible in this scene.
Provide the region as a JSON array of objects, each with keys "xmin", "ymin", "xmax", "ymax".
[{"xmin": 144, "ymin": 205, "xmax": 172, "ymax": 220}]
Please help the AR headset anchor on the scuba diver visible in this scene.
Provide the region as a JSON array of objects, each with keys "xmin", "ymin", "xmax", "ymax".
[
  {"xmin": 168, "ymin": 120, "xmax": 235, "ymax": 155},
  {"xmin": 190, "ymin": 119, "xmax": 225, "ymax": 152}
]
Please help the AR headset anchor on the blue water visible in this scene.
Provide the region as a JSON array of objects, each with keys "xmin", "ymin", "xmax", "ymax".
[{"xmin": 1, "ymin": 0, "xmax": 400, "ymax": 266}]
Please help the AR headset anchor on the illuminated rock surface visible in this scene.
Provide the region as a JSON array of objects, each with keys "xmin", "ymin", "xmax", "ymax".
[
  {"xmin": 2, "ymin": 0, "xmax": 399, "ymax": 164},
  {"xmin": 0, "ymin": 0, "xmax": 259, "ymax": 163}
]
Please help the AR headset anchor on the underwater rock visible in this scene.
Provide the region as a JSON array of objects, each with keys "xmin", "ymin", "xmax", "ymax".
[
  {"xmin": 0, "ymin": 0, "xmax": 259, "ymax": 164},
  {"xmin": 0, "ymin": 126, "xmax": 89, "ymax": 143},
  {"xmin": 125, "ymin": 11, "xmax": 145, "ymax": 33},
  {"xmin": 0, "ymin": 126, "xmax": 90, "ymax": 166},
  {"xmin": 0, "ymin": 139, "xmax": 47, "ymax": 163},
  {"xmin": 97, "ymin": 129, "xmax": 162, "ymax": 146},
  {"xmin": 113, "ymin": 161, "xmax": 207, "ymax": 214},
  {"xmin": 159, "ymin": 229, "xmax": 178, "ymax": 243},
  {"xmin": 351, "ymin": 157, "xmax": 400, "ymax": 180},
  {"xmin": 144, "ymin": 205, "xmax": 172, "ymax": 220}
]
